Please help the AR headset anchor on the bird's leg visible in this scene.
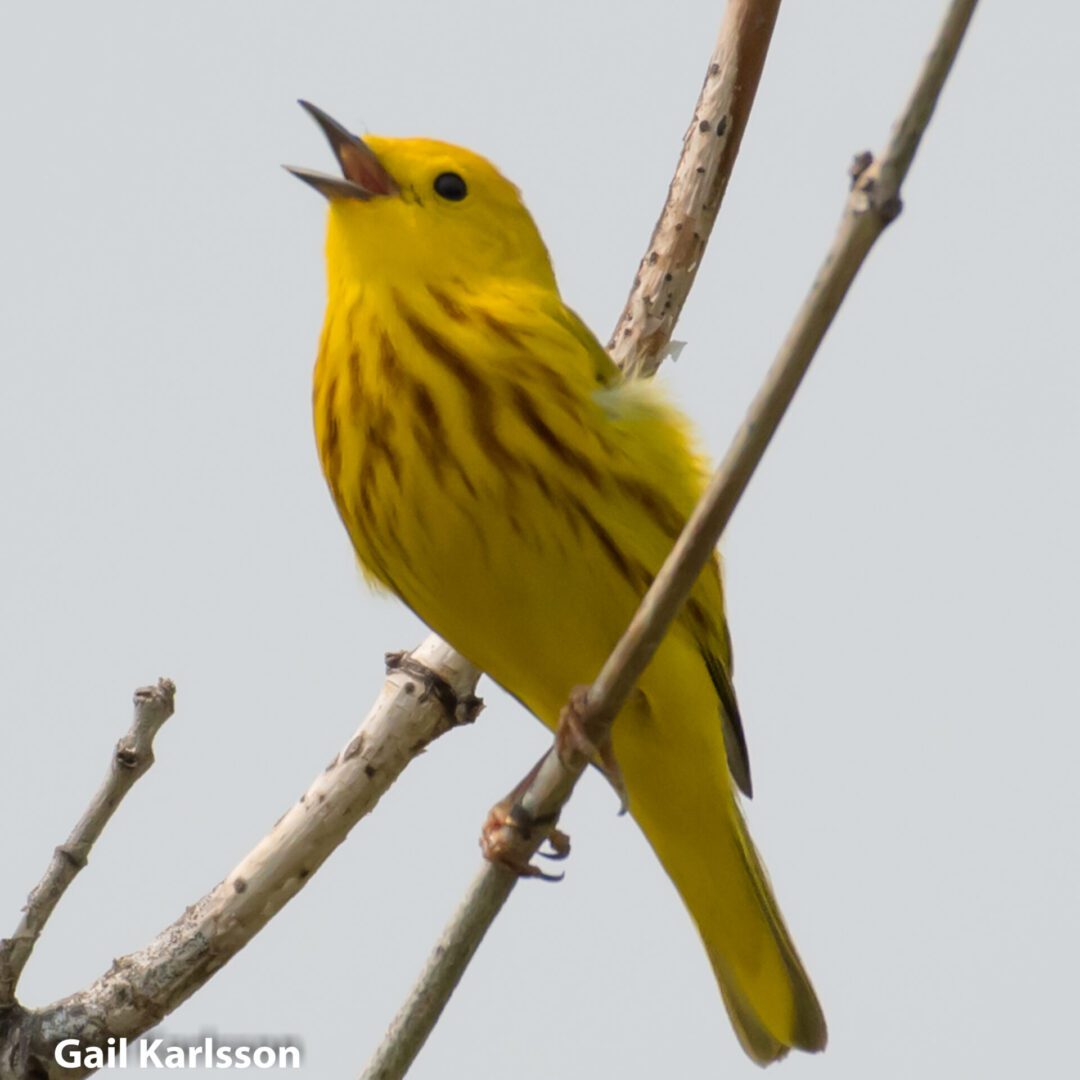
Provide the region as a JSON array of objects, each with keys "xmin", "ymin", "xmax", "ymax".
[
  {"xmin": 480, "ymin": 760, "xmax": 571, "ymax": 882},
  {"xmin": 556, "ymin": 685, "xmax": 629, "ymax": 814}
]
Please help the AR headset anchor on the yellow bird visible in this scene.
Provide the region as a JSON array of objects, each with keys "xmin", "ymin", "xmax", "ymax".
[{"xmin": 289, "ymin": 101, "xmax": 826, "ymax": 1065}]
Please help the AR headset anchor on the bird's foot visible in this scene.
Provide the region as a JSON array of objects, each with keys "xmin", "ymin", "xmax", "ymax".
[
  {"xmin": 480, "ymin": 766, "xmax": 570, "ymax": 882},
  {"xmin": 556, "ymin": 685, "xmax": 629, "ymax": 814}
]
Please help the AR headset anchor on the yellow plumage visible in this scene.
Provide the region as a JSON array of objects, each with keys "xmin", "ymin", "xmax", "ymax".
[{"xmin": 294, "ymin": 112, "xmax": 826, "ymax": 1064}]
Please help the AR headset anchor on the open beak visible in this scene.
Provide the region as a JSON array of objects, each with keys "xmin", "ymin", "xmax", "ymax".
[{"xmin": 285, "ymin": 101, "xmax": 398, "ymax": 201}]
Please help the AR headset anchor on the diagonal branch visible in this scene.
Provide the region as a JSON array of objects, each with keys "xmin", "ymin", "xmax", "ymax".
[
  {"xmin": 0, "ymin": 642, "xmax": 480, "ymax": 1080},
  {"xmin": 359, "ymin": 1, "xmax": 980, "ymax": 1077},
  {"xmin": 608, "ymin": 0, "xmax": 781, "ymax": 378},
  {"xmin": 0, "ymin": 679, "xmax": 176, "ymax": 1006}
]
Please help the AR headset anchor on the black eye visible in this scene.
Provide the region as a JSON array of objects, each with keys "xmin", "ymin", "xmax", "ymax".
[{"xmin": 433, "ymin": 172, "xmax": 468, "ymax": 201}]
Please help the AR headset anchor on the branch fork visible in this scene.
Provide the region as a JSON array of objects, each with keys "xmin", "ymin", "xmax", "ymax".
[
  {"xmin": 0, "ymin": 643, "xmax": 480, "ymax": 1078},
  {"xmin": 0, "ymin": 679, "xmax": 176, "ymax": 1011}
]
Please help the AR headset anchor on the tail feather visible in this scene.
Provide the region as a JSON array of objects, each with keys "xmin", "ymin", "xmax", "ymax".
[
  {"xmin": 616, "ymin": 708, "xmax": 826, "ymax": 1064},
  {"xmin": 707, "ymin": 798, "xmax": 827, "ymax": 1064},
  {"xmin": 717, "ymin": 979, "xmax": 791, "ymax": 1066}
]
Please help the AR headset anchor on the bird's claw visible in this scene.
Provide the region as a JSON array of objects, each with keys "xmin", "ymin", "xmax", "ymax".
[
  {"xmin": 537, "ymin": 828, "xmax": 571, "ymax": 861},
  {"xmin": 556, "ymin": 685, "xmax": 629, "ymax": 814},
  {"xmin": 480, "ymin": 797, "xmax": 570, "ymax": 882}
]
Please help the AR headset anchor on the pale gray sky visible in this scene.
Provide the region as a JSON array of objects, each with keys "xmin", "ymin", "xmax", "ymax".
[{"xmin": 2, "ymin": 2, "xmax": 1078, "ymax": 1078}]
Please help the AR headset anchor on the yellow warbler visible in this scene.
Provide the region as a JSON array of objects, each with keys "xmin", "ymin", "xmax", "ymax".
[{"xmin": 289, "ymin": 102, "xmax": 826, "ymax": 1064}]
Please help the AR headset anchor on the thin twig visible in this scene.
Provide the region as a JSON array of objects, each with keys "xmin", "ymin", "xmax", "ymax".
[
  {"xmin": 607, "ymin": 0, "xmax": 781, "ymax": 379},
  {"xmin": 0, "ymin": 679, "xmax": 176, "ymax": 1006},
  {"xmin": 0, "ymin": 643, "xmax": 480, "ymax": 1080},
  {"xmin": 359, "ymin": 2, "xmax": 979, "ymax": 1076}
]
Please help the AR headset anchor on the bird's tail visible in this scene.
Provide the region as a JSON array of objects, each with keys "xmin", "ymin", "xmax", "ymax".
[
  {"xmin": 618, "ymin": 719, "xmax": 827, "ymax": 1064},
  {"xmin": 702, "ymin": 798, "xmax": 827, "ymax": 1063}
]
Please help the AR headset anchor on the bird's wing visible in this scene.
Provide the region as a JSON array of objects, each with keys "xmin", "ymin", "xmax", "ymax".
[{"xmin": 536, "ymin": 301, "xmax": 754, "ymax": 795}]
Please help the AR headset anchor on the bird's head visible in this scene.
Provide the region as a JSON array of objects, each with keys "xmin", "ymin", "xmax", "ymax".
[{"xmin": 287, "ymin": 101, "xmax": 557, "ymax": 295}]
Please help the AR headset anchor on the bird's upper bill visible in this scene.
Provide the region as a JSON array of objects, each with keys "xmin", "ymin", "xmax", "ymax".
[{"xmin": 285, "ymin": 101, "xmax": 399, "ymax": 201}]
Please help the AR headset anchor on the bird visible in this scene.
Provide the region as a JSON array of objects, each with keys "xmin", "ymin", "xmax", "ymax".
[{"xmin": 288, "ymin": 100, "xmax": 826, "ymax": 1065}]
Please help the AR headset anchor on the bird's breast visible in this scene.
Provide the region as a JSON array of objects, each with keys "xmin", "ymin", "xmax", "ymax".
[{"xmin": 313, "ymin": 283, "xmax": 594, "ymax": 592}]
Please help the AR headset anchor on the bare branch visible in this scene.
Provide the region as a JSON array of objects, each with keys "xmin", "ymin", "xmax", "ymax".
[
  {"xmin": 0, "ymin": 642, "xmax": 480, "ymax": 1080},
  {"xmin": 359, "ymin": 1, "xmax": 980, "ymax": 1076},
  {"xmin": 0, "ymin": 679, "xmax": 176, "ymax": 1006},
  {"xmin": 607, "ymin": 0, "xmax": 781, "ymax": 379}
]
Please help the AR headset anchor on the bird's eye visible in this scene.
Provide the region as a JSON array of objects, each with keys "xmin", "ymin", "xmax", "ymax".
[{"xmin": 433, "ymin": 172, "xmax": 468, "ymax": 201}]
